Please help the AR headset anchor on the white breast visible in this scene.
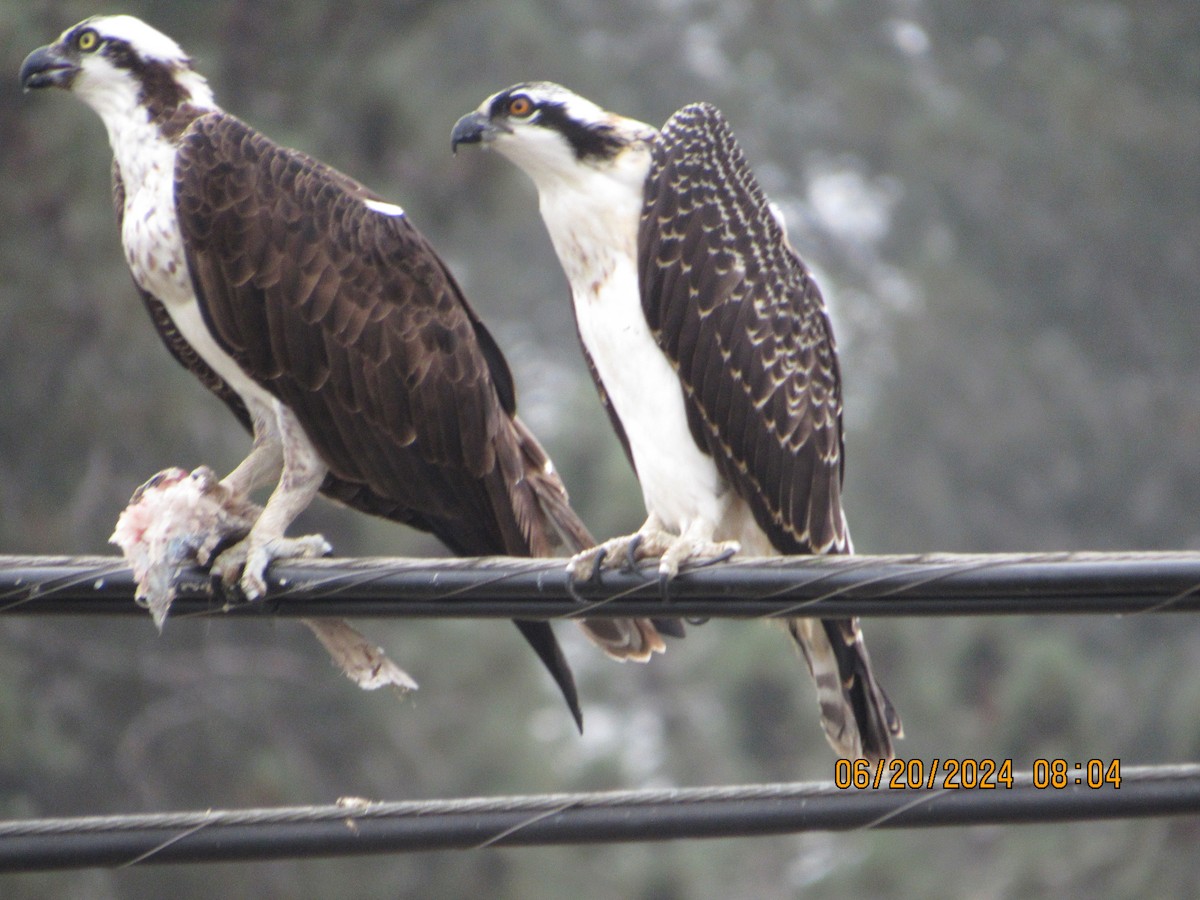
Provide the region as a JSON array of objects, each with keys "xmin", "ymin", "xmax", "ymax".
[
  {"xmin": 114, "ymin": 120, "xmax": 277, "ymax": 422},
  {"xmin": 574, "ymin": 259, "xmax": 732, "ymax": 534},
  {"xmin": 536, "ymin": 154, "xmax": 737, "ymax": 540}
]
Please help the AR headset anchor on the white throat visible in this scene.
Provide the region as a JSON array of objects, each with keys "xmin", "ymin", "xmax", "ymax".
[
  {"xmin": 76, "ymin": 67, "xmax": 215, "ymax": 190},
  {"xmin": 524, "ymin": 143, "xmax": 651, "ymax": 290}
]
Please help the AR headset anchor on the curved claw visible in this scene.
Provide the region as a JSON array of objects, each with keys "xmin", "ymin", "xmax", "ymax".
[
  {"xmin": 208, "ymin": 567, "xmax": 237, "ymax": 603},
  {"xmin": 623, "ymin": 533, "xmax": 643, "ymax": 572},
  {"xmin": 690, "ymin": 545, "xmax": 738, "ymax": 569},
  {"xmin": 209, "ymin": 533, "xmax": 331, "ymax": 602},
  {"xmin": 656, "ymin": 538, "xmax": 739, "ymax": 601},
  {"xmin": 565, "ymin": 545, "xmax": 607, "ymax": 602},
  {"xmin": 587, "ymin": 546, "xmax": 609, "ymax": 582},
  {"xmin": 658, "ymin": 567, "xmax": 673, "ymax": 602},
  {"xmin": 208, "ymin": 542, "xmax": 249, "ymax": 601},
  {"xmin": 565, "ymin": 571, "xmax": 588, "ymax": 603}
]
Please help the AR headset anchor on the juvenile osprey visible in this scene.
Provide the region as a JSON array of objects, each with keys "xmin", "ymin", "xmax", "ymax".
[
  {"xmin": 20, "ymin": 19, "xmax": 668, "ymax": 730},
  {"xmin": 453, "ymin": 83, "xmax": 902, "ymax": 759}
]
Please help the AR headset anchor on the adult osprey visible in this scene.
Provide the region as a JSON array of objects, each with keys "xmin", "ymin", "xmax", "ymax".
[
  {"xmin": 20, "ymin": 19, "xmax": 668, "ymax": 730},
  {"xmin": 452, "ymin": 83, "xmax": 902, "ymax": 759}
]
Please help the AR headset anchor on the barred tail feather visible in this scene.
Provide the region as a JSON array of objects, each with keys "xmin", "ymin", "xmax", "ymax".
[
  {"xmin": 787, "ymin": 616, "xmax": 903, "ymax": 762},
  {"xmin": 577, "ymin": 617, "xmax": 667, "ymax": 662}
]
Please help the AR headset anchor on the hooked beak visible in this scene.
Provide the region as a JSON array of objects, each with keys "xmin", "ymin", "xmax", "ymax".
[
  {"xmin": 19, "ymin": 44, "xmax": 78, "ymax": 92},
  {"xmin": 450, "ymin": 111, "xmax": 507, "ymax": 154}
]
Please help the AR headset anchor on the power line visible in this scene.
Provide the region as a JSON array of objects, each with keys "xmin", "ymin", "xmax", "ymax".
[
  {"xmin": 2, "ymin": 551, "xmax": 1200, "ymax": 620},
  {"xmin": 0, "ymin": 765, "xmax": 1196, "ymax": 872},
  {"xmin": 2, "ymin": 552, "xmax": 1198, "ymax": 872}
]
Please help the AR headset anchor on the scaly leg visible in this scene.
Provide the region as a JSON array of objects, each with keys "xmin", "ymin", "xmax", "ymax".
[
  {"xmin": 217, "ymin": 404, "xmax": 286, "ymax": 501},
  {"xmin": 657, "ymin": 517, "xmax": 740, "ymax": 581},
  {"xmin": 567, "ymin": 512, "xmax": 739, "ymax": 585},
  {"xmin": 210, "ymin": 401, "xmax": 331, "ymax": 599},
  {"xmin": 196, "ymin": 406, "xmax": 281, "ymax": 569}
]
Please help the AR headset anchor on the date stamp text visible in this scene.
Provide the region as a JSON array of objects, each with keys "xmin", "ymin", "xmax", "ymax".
[{"xmin": 834, "ymin": 757, "xmax": 1122, "ymax": 790}]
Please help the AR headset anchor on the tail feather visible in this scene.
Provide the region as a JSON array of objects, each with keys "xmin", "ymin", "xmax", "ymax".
[
  {"xmin": 787, "ymin": 616, "xmax": 902, "ymax": 761},
  {"xmin": 576, "ymin": 617, "xmax": 667, "ymax": 662},
  {"xmin": 468, "ymin": 417, "xmax": 585, "ymax": 730},
  {"xmin": 514, "ymin": 620, "xmax": 584, "ymax": 732}
]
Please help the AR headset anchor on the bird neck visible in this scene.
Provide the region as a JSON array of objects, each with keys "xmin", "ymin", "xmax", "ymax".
[
  {"xmin": 79, "ymin": 67, "xmax": 217, "ymax": 174},
  {"xmin": 533, "ymin": 145, "xmax": 652, "ymax": 291}
]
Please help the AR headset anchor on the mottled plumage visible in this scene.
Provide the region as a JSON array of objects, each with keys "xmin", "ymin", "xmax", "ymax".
[
  {"xmin": 641, "ymin": 103, "xmax": 849, "ymax": 557},
  {"xmin": 454, "ymin": 84, "xmax": 901, "ymax": 759},
  {"xmin": 642, "ymin": 105, "xmax": 899, "ymax": 758},
  {"xmin": 22, "ymin": 18, "xmax": 667, "ymax": 731}
]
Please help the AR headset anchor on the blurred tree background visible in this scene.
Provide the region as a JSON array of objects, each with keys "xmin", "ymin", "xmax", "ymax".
[{"xmin": 2, "ymin": 0, "xmax": 1199, "ymax": 896}]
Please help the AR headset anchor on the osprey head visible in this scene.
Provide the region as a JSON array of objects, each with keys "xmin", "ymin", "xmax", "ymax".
[
  {"xmin": 19, "ymin": 15, "xmax": 214, "ymax": 123},
  {"xmin": 452, "ymin": 82, "xmax": 654, "ymax": 180}
]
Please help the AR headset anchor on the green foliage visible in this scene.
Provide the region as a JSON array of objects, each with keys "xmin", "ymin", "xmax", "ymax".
[{"xmin": 2, "ymin": 0, "xmax": 1199, "ymax": 895}]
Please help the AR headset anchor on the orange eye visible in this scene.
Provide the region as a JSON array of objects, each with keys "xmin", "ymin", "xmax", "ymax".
[{"xmin": 507, "ymin": 95, "xmax": 534, "ymax": 117}]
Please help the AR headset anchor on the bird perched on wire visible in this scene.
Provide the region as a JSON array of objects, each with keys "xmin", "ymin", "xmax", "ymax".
[
  {"xmin": 20, "ymin": 18, "xmax": 671, "ymax": 730},
  {"xmin": 452, "ymin": 83, "xmax": 902, "ymax": 759},
  {"xmin": 110, "ymin": 466, "xmax": 419, "ymax": 693}
]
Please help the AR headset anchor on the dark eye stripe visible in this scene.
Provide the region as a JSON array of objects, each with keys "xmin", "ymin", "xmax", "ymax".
[
  {"xmin": 489, "ymin": 90, "xmax": 518, "ymax": 119},
  {"xmin": 533, "ymin": 102, "xmax": 625, "ymax": 161}
]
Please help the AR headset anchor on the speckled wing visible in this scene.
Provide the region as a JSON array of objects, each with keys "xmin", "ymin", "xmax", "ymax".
[
  {"xmin": 639, "ymin": 102, "xmax": 849, "ymax": 556},
  {"xmin": 170, "ymin": 112, "xmax": 589, "ymax": 723},
  {"xmin": 639, "ymin": 105, "xmax": 901, "ymax": 759}
]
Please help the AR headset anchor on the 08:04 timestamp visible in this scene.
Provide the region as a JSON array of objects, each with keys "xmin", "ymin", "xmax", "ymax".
[{"xmin": 834, "ymin": 757, "xmax": 1122, "ymax": 790}]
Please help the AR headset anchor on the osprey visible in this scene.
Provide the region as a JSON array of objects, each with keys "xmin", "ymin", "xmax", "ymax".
[
  {"xmin": 452, "ymin": 83, "xmax": 902, "ymax": 759},
  {"xmin": 20, "ymin": 19, "xmax": 669, "ymax": 731}
]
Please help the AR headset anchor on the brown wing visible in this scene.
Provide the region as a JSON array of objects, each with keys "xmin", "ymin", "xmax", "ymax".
[
  {"xmin": 172, "ymin": 111, "xmax": 537, "ymax": 554},
  {"xmin": 171, "ymin": 113, "xmax": 588, "ymax": 725},
  {"xmin": 639, "ymin": 103, "xmax": 849, "ymax": 556}
]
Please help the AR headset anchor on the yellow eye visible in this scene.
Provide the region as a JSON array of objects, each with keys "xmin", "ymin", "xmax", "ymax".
[
  {"xmin": 76, "ymin": 29, "xmax": 99, "ymax": 52},
  {"xmin": 507, "ymin": 95, "xmax": 534, "ymax": 118}
]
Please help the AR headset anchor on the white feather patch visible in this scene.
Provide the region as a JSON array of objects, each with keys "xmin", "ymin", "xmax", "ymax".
[
  {"xmin": 364, "ymin": 198, "xmax": 406, "ymax": 217},
  {"xmin": 82, "ymin": 15, "xmax": 190, "ymax": 65}
]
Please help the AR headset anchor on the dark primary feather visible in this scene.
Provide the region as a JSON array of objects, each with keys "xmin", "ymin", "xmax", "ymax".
[
  {"xmin": 638, "ymin": 103, "xmax": 899, "ymax": 757},
  {"xmin": 117, "ymin": 112, "xmax": 596, "ymax": 727}
]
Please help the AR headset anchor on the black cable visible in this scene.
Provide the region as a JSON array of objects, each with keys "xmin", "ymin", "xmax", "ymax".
[
  {"xmin": 2, "ymin": 552, "xmax": 1200, "ymax": 620},
  {"xmin": 0, "ymin": 765, "xmax": 1195, "ymax": 871},
  {"xmin": 2, "ymin": 554, "xmax": 1197, "ymax": 872}
]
